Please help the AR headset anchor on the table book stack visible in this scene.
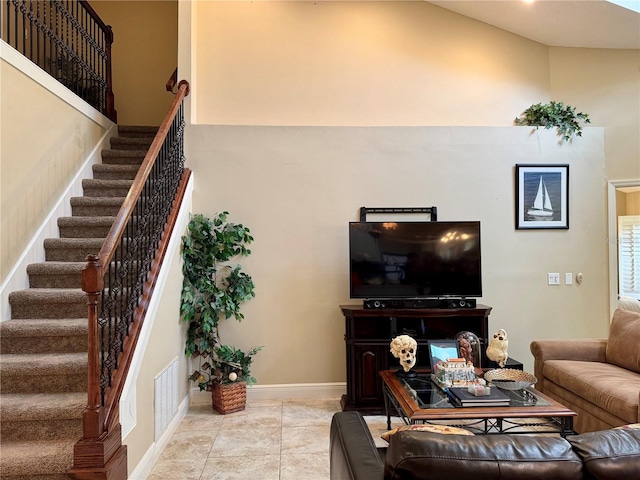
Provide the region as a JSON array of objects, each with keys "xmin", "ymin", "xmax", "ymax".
[{"xmin": 447, "ymin": 386, "xmax": 510, "ymax": 407}]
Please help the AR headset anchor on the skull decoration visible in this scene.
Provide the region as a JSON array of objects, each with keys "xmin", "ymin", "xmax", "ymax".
[{"xmin": 390, "ymin": 335, "xmax": 417, "ymax": 373}]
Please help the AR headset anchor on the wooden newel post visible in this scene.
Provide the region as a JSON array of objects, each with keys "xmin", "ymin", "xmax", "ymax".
[
  {"xmin": 82, "ymin": 254, "xmax": 105, "ymax": 438},
  {"xmin": 70, "ymin": 255, "xmax": 127, "ymax": 480},
  {"xmin": 104, "ymin": 25, "xmax": 117, "ymax": 123}
]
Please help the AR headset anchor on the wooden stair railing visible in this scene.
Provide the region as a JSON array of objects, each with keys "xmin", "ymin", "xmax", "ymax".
[{"xmin": 69, "ymin": 79, "xmax": 190, "ymax": 480}]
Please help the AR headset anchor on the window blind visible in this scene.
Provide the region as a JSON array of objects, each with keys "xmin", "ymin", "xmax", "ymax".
[{"xmin": 618, "ymin": 215, "xmax": 640, "ymax": 300}]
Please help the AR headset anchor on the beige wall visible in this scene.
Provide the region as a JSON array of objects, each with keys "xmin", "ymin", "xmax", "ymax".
[
  {"xmin": 182, "ymin": 1, "xmax": 637, "ymax": 385},
  {"xmin": 0, "ymin": 60, "xmax": 105, "ymax": 283},
  {"xmin": 186, "ymin": 126, "xmax": 609, "ymax": 383},
  {"xmin": 549, "ymin": 48, "xmax": 640, "ymax": 180},
  {"xmin": 91, "ymin": 1, "xmax": 178, "ymax": 126},
  {"xmin": 194, "ymin": 1, "xmax": 549, "ymax": 126}
]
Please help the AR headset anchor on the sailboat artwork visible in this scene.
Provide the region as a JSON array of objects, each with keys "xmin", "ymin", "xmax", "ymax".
[{"xmin": 527, "ymin": 177, "xmax": 554, "ymax": 219}]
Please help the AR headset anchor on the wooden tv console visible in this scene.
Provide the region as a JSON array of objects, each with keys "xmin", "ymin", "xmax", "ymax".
[{"xmin": 340, "ymin": 304, "xmax": 493, "ymax": 414}]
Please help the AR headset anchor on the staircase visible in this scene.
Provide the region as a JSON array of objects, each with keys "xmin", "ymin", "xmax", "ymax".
[{"xmin": 0, "ymin": 126, "xmax": 157, "ymax": 480}]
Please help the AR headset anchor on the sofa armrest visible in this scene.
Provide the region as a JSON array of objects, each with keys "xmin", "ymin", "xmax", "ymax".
[
  {"xmin": 530, "ymin": 339, "xmax": 607, "ymax": 393},
  {"xmin": 330, "ymin": 412, "xmax": 384, "ymax": 480}
]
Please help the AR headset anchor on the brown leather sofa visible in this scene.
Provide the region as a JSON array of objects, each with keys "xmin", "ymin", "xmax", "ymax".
[
  {"xmin": 330, "ymin": 411, "xmax": 640, "ymax": 480},
  {"xmin": 530, "ymin": 308, "xmax": 640, "ymax": 433}
]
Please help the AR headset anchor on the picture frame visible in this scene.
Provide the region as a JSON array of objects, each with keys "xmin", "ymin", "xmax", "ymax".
[
  {"xmin": 427, "ymin": 340, "xmax": 460, "ymax": 371},
  {"xmin": 515, "ymin": 164, "xmax": 569, "ymax": 230}
]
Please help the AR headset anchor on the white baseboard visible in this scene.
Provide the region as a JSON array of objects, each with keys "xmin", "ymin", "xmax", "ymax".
[{"xmin": 190, "ymin": 382, "xmax": 346, "ymax": 404}]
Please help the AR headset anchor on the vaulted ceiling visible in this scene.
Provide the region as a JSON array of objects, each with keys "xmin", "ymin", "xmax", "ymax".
[{"xmin": 427, "ymin": 1, "xmax": 640, "ymax": 49}]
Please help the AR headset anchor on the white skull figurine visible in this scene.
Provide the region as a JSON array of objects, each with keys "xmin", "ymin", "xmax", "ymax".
[
  {"xmin": 390, "ymin": 335, "xmax": 417, "ymax": 372},
  {"xmin": 486, "ymin": 329, "xmax": 509, "ymax": 368}
]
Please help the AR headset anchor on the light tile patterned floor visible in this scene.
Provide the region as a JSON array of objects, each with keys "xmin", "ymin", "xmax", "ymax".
[
  {"xmin": 147, "ymin": 397, "xmax": 558, "ymax": 479},
  {"xmin": 147, "ymin": 398, "xmax": 389, "ymax": 480}
]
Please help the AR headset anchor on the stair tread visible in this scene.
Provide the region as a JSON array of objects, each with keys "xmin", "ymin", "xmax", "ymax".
[
  {"xmin": 0, "ymin": 392, "xmax": 85, "ymax": 419},
  {"xmin": 70, "ymin": 196, "xmax": 126, "ymax": 205},
  {"xmin": 0, "ymin": 438, "xmax": 76, "ymax": 475}
]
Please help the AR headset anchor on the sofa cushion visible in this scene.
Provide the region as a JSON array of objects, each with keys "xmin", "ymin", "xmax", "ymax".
[
  {"xmin": 567, "ymin": 428, "xmax": 640, "ymax": 480},
  {"xmin": 606, "ymin": 309, "xmax": 640, "ymax": 373},
  {"xmin": 384, "ymin": 430, "xmax": 583, "ymax": 480},
  {"xmin": 543, "ymin": 359, "xmax": 640, "ymax": 424}
]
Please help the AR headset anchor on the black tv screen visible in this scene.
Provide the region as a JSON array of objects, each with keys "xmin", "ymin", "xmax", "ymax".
[{"xmin": 349, "ymin": 221, "xmax": 482, "ymax": 298}]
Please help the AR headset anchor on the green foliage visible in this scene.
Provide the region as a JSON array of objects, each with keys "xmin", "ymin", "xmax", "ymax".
[
  {"xmin": 181, "ymin": 212, "xmax": 261, "ymax": 388},
  {"xmin": 211, "ymin": 345, "xmax": 264, "ymax": 386},
  {"xmin": 514, "ymin": 101, "xmax": 591, "ymax": 142}
]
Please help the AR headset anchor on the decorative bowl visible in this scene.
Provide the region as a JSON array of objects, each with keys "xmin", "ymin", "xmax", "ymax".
[{"xmin": 484, "ymin": 369, "xmax": 537, "ymax": 390}]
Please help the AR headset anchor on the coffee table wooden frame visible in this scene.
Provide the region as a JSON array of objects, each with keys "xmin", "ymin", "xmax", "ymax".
[{"xmin": 380, "ymin": 369, "xmax": 576, "ymax": 436}]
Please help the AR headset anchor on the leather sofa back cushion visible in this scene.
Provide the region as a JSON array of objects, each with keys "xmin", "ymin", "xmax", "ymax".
[
  {"xmin": 567, "ymin": 428, "xmax": 640, "ymax": 480},
  {"xmin": 384, "ymin": 431, "xmax": 583, "ymax": 480},
  {"xmin": 606, "ymin": 309, "xmax": 640, "ymax": 373}
]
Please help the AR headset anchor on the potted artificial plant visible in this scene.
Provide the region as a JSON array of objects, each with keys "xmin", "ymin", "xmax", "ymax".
[
  {"xmin": 514, "ymin": 101, "xmax": 591, "ymax": 142},
  {"xmin": 181, "ymin": 212, "xmax": 262, "ymax": 414}
]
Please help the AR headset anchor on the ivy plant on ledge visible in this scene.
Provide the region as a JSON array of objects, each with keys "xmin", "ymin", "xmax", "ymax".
[
  {"xmin": 514, "ymin": 101, "xmax": 591, "ymax": 142},
  {"xmin": 181, "ymin": 212, "xmax": 262, "ymax": 413}
]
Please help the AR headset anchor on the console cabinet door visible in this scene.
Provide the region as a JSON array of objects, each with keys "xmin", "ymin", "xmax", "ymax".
[{"xmin": 353, "ymin": 344, "xmax": 387, "ymax": 408}]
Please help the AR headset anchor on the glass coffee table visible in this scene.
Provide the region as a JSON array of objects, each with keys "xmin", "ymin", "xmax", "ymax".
[{"xmin": 380, "ymin": 369, "xmax": 576, "ymax": 436}]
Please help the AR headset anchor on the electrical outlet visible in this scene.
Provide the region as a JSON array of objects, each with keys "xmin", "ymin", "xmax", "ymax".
[
  {"xmin": 565, "ymin": 273, "xmax": 573, "ymax": 285},
  {"xmin": 548, "ymin": 273, "xmax": 560, "ymax": 285}
]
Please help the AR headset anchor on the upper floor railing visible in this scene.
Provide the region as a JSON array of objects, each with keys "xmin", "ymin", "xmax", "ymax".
[{"xmin": 2, "ymin": 0, "xmax": 117, "ymax": 121}]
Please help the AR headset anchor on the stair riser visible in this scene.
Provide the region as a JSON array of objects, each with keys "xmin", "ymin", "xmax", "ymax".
[
  {"xmin": 110, "ymin": 138, "xmax": 154, "ymax": 150},
  {"xmin": 1, "ymin": 419, "xmax": 83, "ymax": 442},
  {"xmin": 45, "ymin": 245, "xmax": 105, "ymax": 262},
  {"xmin": 28, "ymin": 272, "xmax": 82, "ymax": 289},
  {"xmin": 71, "ymin": 204, "xmax": 123, "ymax": 216},
  {"xmin": 28, "ymin": 269, "xmax": 122, "ymax": 288},
  {"xmin": 1, "ymin": 335, "xmax": 87, "ymax": 354},
  {"xmin": 59, "ymin": 224, "xmax": 113, "ymax": 239},
  {"xmin": 92, "ymin": 169, "xmax": 138, "ymax": 181},
  {"xmin": 82, "ymin": 185, "xmax": 132, "ymax": 198},
  {"xmin": 0, "ymin": 373, "xmax": 87, "ymax": 394},
  {"xmin": 10, "ymin": 302, "xmax": 86, "ymax": 320},
  {"xmin": 101, "ymin": 154, "xmax": 145, "ymax": 166}
]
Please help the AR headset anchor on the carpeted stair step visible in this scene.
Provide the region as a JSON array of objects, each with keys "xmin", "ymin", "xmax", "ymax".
[
  {"xmin": 44, "ymin": 238, "xmax": 104, "ymax": 262},
  {"xmin": 0, "ymin": 438, "xmax": 76, "ymax": 480},
  {"xmin": 92, "ymin": 163, "xmax": 140, "ymax": 181},
  {"xmin": 70, "ymin": 196, "xmax": 125, "ymax": 216},
  {"xmin": 118, "ymin": 125, "xmax": 158, "ymax": 138},
  {"xmin": 8, "ymin": 288, "xmax": 86, "ymax": 319},
  {"xmin": 0, "ymin": 352, "xmax": 87, "ymax": 394},
  {"xmin": 110, "ymin": 135, "xmax": 155, "ymax": 150},
  {"xmin": 26, "ymin": 262, "xmax": 84, "ymax": 288},
  {"xmin": 82, "ymin": 178, "xmax": 133, "ymax": 198},
  {"xmin": 0, "ymin": 392, "xmax": 85, "ymax": 441},
  {"xmin": 57, "ymin": 216, "xmax": 115, "ymax": 238},
  {"xmin": 0, "ymin": 318, "xmax": 87, "ymax": 354},
  {"xmin": 101, "ymin": 149, "xmax": 147, "ymax": 166}
]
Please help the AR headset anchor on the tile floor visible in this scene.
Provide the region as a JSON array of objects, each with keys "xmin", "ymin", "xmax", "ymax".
[{"xmin": 146, "ymin": 398, "xmax": 403, "ymax": 480}]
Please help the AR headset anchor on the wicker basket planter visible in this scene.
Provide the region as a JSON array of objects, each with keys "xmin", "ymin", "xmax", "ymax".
[{"xmin": 211, "ymin": 381, "xmax": 246, "ymax": 414}]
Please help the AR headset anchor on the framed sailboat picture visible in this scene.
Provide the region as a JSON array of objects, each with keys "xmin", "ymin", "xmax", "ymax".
[{"xmin": 515, "ymin": 164, "xmax": 569, "ymax": 229}]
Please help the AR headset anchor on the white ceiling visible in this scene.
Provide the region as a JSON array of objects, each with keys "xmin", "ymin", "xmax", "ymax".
[{"xmin": 427, "ymin": 0, "xmax": 640, "ymax": 49}]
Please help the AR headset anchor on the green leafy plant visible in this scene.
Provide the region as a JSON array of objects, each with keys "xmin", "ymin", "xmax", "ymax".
[
  {"xmin": 514, "ymin": 101, "xmax": 591, "ymax": 142},
  {"xmin": 181, "ymin": 212, "xmax": 261, "ymax": 389}
]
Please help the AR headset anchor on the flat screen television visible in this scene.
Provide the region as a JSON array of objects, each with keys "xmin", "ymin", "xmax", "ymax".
[{"xmin": 349, "ymin": 221, "xmax": 482, "ymax": 299}]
